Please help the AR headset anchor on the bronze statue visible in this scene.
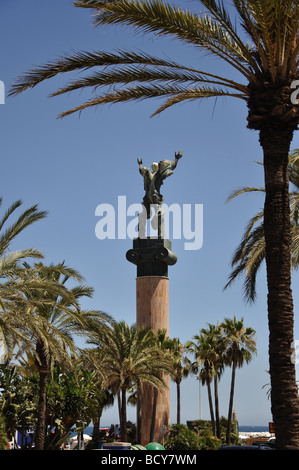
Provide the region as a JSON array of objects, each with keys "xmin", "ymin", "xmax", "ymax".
[{"xmin": 137, "ymin": 150, "xmax": 183, "ymax": 220}]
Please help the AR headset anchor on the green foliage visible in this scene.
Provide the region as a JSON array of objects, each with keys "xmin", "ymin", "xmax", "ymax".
[
  {"xmin": 0, "ymin": 364, "xmax": 38, "ymax": 442},
  {"xmin": 0, "ymin": 361, "xmax": 108, "ymax": 450},
  {"xmin": 187, "ymin": 418, "xmax": 241, "ymax": 446},
  {"xmin": 88, "ymin": 321, "xmax": 174, "ymax": 441},
  {"xmin": 165, "ymin": 424, "xmax": 221, "ymax": 450},
  {"xmin": 219, "ymin": 416, "xmax": 240, "ymax": 445},
  {"xmin": 165, "ymin": 424, "xmax": 202, "ymax": 450},
  {"xmin": 44, "ymin": 364, "xmax": 104, "ymax": 450},
  {"xmin": 0, "ymin": 415, "xmax": 8, "ymax": 450}
]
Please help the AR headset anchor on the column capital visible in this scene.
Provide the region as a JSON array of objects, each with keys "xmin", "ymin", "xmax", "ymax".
[{"xmin": 126, "ymin": 237, "xmax": 177, "ymax": 277}]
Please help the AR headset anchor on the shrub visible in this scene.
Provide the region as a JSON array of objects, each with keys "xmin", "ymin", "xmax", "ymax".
[
  {"xmin": 165, "ymin": 424, "xmax": 221, "ymax": 450},
  {"xmin": 165, "ymin": 424, "xmax": 201, "ymax": 450}
]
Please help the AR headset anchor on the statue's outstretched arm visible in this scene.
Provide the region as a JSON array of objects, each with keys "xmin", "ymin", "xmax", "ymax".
[
  {"xmin": 137, "ymin": 157, "xmax": 146, "ymax": 175},
  {"xmin": 170, "ymin": 150, "xmax": 183, "ymax": 169},
  {"xmin": 175, "ymin": 150, "xmax": 183, "ymax": 160}
]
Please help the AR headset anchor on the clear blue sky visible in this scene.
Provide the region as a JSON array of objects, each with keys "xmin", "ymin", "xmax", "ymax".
[{"xmin": 1, "ymin": 0, "xmax": 299, "ymax": 428}]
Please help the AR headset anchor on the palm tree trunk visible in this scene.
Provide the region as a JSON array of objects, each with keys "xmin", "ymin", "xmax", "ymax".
[
  {"xmin": 214, "ymin": 375, "xmax": 221, "ymax": 439},
  {"xmin": 92, "ymin": 417, "xmax": 100, "ymax": 437},
  {"xmin": 260, "ymin": 126, "xmax": 299, "ymax": 450},
  {"xmin": 137, "ymin": 388, "xmax": 142, "ymax": 444},
  {"xmin": 226, "ymin": 361, "xmax": 236, "ymax": 445},
  {"xmin": 92, "ymin": 411, "xmax": 102, "ymax": 448},
  {"xmin": 176, "ymin": 381, "xmax": 181, "ymax": 424},
  {"xmin": 206, "ymin": 380, "xmax": 215, "ymax": 436},
  {"xmin": 121, "ymin": 388, "xmax": 127, "ymax": 442},
  {"xmin": 35, "ymin": 340, "xmax": 49, "ymax": 450},
  {"xmin": 35, "ymin": 370, "xmax": 48, "ymax": 450},
  {"xmin": 150, "ymin": 387, "xmax": 158, "ymax": 442},
  {"xmin": 117, "ymin": 390, "xmax": 122, "ymax": 431}
]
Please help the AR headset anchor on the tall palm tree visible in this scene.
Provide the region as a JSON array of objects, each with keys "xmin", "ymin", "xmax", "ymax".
[
  {"xmin": 149, "ymin": 328, "xmax": 170, "ymax": 442},
  {"xmin": 168, "ymin": 337, "xmax": 191, "ymax": 425},
  {"xmin": 200, "ymin": 324, "xmax": 224, "ymax": 439},
  {"xmin": 91, "ymin": 321, "xmax": 172, "ymax": 442},
  {"xmin": 186, "ymin": 323, "xmax": 224, "ymax": 438},
  {"xmin": 220, "ymin": 315, "xmax": 256, "ymax": 445},
  {"xmin": 9, "ymin": 0, "xmax": 299, "ymax": 448},
  {"xmin": 9, "ymin": 261, "xmax": 109, "ymax": 450},
  {"xmin": 225, "ymin": 149, "xmax": 299, "ymax": 302}
]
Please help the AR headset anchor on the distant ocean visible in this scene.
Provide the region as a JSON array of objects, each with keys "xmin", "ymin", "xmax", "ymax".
[
  {"xmin": 238, "ymin": 426, "xmax": 269, "ymax": 433},
  {"xmin": 78, "ymin": 424, "xmax": 269, "ymax": 437}
]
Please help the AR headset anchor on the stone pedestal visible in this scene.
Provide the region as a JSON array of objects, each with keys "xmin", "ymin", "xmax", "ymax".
[{"xmin": 126, "ymin": 237, "xmax": 176, "ymax": 446}]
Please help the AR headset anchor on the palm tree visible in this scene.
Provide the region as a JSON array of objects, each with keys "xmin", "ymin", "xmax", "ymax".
[
  {"xmin": 149, "ymin": 329, "xmax": 170, "ymax": 442},
  {"xmin": 225, "ymin": 149, "xmax": 299, "ymax": 302},
  {"xmin": 186, "ymin": 323, "xmax": 224, "ymax": 438},
  {"xmin": 198, "ymin": 366, "xmax": 215, "ymax": 435},
  {"xmin": 201, "ymin": 324, "xmax": 224, "ymax": 439},
  {"xmin": 91, "ymin": 321, "xmax": 172, "ymax": 442},
  {"xmin": 220, "ymin": 315, "xmax": 256, "ymax": 445},
  {"xmin": 9, "ymin": 261, "xmax": 110, "ymax": 450},
  {"xmin": 168, "ymin": 337, "xmax": 191, "ymax": 425},
  {"xmin": 9, "ymin": 0, "xmax": 299, "ymax": 448}
]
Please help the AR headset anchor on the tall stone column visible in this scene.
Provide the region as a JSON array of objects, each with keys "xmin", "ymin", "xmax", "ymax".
[
  {"xmin": 126, "ymin": 149, "xmax": 182, "ymax": 445},
  {"xmin": 126, "ymin": 236, "xmax": 177, "ymax": 446}
]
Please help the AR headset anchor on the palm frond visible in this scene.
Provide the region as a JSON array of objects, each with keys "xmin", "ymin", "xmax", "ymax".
[
  {"xmin": 31, "ymin": 261, "xmax": 85, "ymax": 284},
  {"xmin": 233, "ymin": 0, "xmax": 299, "ymax": 78},
  {"xmin": 78, "ymin": 0, "xmax": 256, "ymax": 79},
  {"xmin": 50, "ymin": 63, "xmax": 248, "ymax": 97},
  {"xmin": 0, "ymin": 204, "xmax": 47, "ymax": 256},
  {"xmin": 151, "ymin": 85, "xmax": 246, "ymax": 116},
  {"xmin": 0, "ymin": 250, "xmax": 43, "ymax": 277},
  {"xmin": 9, "ymin": 0, "xmax": 258, "ymax": 103},
  {"xmin": 57, "ymin": 83, "xmax": 245, "ymax": 118},
  {"xmin": 225, "ymin": 149, "xmax": 299, "ymax": 302},
  {"xmin": 9, "ymin": 49, "xmax": 188, "ymax": 96},
  {"xmin": 195, "ymin": 0, "xmax": 261, "ymax": 72},
  {"xmin": 226, "ymin": 185, "xmax": 265, "ymax": 203},
  {"xmin": 0, "ymin": 200, "xmax": 22, "ymax": 232}
]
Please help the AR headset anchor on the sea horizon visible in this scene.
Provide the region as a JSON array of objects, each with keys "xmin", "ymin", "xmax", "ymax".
[
  {"xmin": 78, "ymin": 424, "xmax": 270, "ymax": 437},
  {"xmin": 238, "ymin": 425, "xmax": 269, "ymax": 432}
]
